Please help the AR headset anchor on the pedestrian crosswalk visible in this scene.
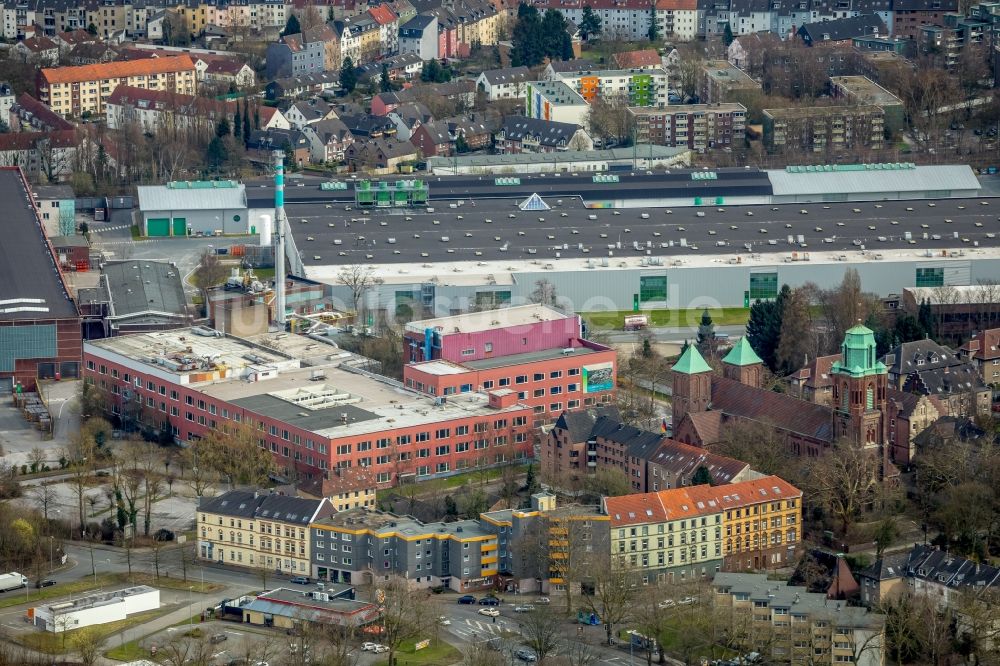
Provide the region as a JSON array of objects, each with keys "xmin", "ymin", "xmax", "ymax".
[
  {"xmin": 450, "ymin": 617, "xmax": 505, "ymax": 640},
  {"xmin": 90, "ymin": 224, "xmax": 132, "ymax": 233}
]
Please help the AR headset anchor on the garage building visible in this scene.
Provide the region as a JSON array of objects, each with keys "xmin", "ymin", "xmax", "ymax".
[{"xmin": 138, "ymin": 181, "xmax": 251, "ymax": 237}]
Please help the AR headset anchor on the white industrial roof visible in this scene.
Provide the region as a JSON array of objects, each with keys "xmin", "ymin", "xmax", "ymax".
[
  {"xmin": 768, "ymin": 165, "xmax": 981, "ymax": 196},
  {"xmin": 405, "ymin": 303, "xmax": 573, "ymax": 334},
  {"xmin": 138, "ymin": 181, "xmax": 247, "ymax": 211}
]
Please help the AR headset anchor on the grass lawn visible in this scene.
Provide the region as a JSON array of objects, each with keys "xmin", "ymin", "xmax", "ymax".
[
  {"xmin": 16, "ymin": 608, "xmax": 168, "ymax": 654},
  {"xmin": 376, "ymin": 464, "xmax": 529, "ymax": 501},
  {"xmin": 0, "ymin": 572, "xmax": 220, "ymax": 611},
  {"xmin": 375, "ymin": 638, "xmax": 462, "ymax": 666},
  {"xmin": 583, "ymin": 307, "xmax": 751, "ymax": 330}
]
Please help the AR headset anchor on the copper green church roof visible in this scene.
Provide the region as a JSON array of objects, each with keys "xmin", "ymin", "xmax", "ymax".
[
  {"xmin": 672, "ymin": 344, "xmax": 712, "ymax": 375},
  {"xmin": 723, "ymin": 336, "xmax": 762, "ymax": 367}
]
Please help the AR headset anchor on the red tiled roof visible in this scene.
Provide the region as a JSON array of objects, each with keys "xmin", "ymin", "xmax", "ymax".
[
  {"xmin": 684, "ymin": 411, "xmax": 723, "ymax": 445},
  {"xmin": 648, "ymin": 438, "xmax": 749, "ymax": 484},
  {"xmin": 533, "ymin": 0, "xmax": 654, "ymax": 9},
  {"xmin": 13, "ymin": 93, "xmax": 74, "ymax": 130},
  {"xmin": 964, "ymin": 328, "xmax": 1000, "ymax": 361},
  {"xmin": 613, "ymin": 49, "xmax": 661, "ymax": 69},
  {"xmin": 41, "ymin": 55, "xmax": 195, "ymax": 84},
  {"xmin": 21, "ymin": 35, "xmax": 58, "ymax": 52},
  {"xmin": 655, "ymin": 0, "xmax": 697, "ymax": 8},
  {"xmin": 57, "ymin": 29, "xmax": 95, "ymax": 46},
  {"xmin": 0, "ymin": 130, "xmax": 77, "ymax": 151},
  {"xmin": 684, "ymin": 474, "xmax": 802, "ymax": 511},
  {"xmin": 710, "ymin": 375, "xmax": 835, "ymax": 442},
  {"xmin": 205, "ymin": 59, "xmax": 246, "ymax": 75},
  {"xmin": 368, "ymin": 3, "xmax": 399, "ymax": 25},
  {"xmin": 106, "ymin": 85, "xmax": 258, "ymax": 121},
  {"xmin": 787, "ymin": 353, "xmax": 841, "ymax": 390}
]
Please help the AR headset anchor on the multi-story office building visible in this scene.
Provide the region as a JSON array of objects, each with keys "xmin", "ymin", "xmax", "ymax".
[
  {"xmin": 629, "ymin": 103, "xmax": 746, "ymax": 151},
  {"xmin": 84, "ymin": 328, "xmax": 533, "ymax": 490},
  {"xmin": 38, "ymin": 56, "xmax": 197, "ymax": 117},
  {"xmin": 711, "ymin": 573, "xmax": 886, "ymax": 666},
  {"xmin": 402, "ymin": 305, "xmax": 617, "ymax": 426},
  {"xmin": 309, "ymin": 509, "xmax": 499, "ymax": 591},
  {"xmin": 762, "ymin": 106, "xmax": 885, "ymax": 154},
  {"xmin": 197, "ymin": 490, "xmax": 334, "ymax": 576},
  {"xmin": 603, "ymin": 475, "xmax": 802, "ymax": 582}
]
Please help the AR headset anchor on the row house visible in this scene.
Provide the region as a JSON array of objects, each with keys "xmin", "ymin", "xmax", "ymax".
[
  {"xmin": 336, "ymin": 13, "xmax": 381, "ymax": 64},
  {"xmin": 38, "ymin": 55, "xmax": 197, "ymax": 117},
  {"xmin": 532, "ymin": 0, "xmax": 655, "ymax": 41},
  {"xmin": 543, "ymin": 409, "xmax": 754, "ymax": 492},
  {"xmin": 630, "ymin": 103, "xmax": 746, "ymax": 152},
  {"xmin": 656, "ymin": 0, "xmax": 699, "ymax": 39},
  {"xmin": 11, "ymin": 35, "xmax": 59, "ymax": 64},
  {"xmin": 84, "ymin": 328, "xmax": 534, "ymax": 489},
  {"xmin": 859, "ymin": 544, "xmax": 1000, "ymax": 609},
  {"xmin": 399, "ymin": 13, "xmax": 438, "ymax": 60},
  {"xmin": 266, "ymin": 25, "xmax": 335, "ymax": 79},
  {"xmin": 883, "ymin": 338, "xmax": 991, "ymax": 419},
  {"xmin": 495, "ymin": 114, "xmax": 593, "ymax": 153},
  {"xmin": 265, "ymin": 70, "xmax": 340, "ymax": 100},
  {"xmin": 105, "ymin": 84, "xmax": 288, "ymax": 134},
  {"xmin": 604, "ymin": 475, "xmax": 803, "ymax": 582},
  {"xmin": 370, "ymin": 80, "xmax": 476, "ymax": 114},
  {"xmin": 449, "ymin": 0, "xmax": 504, "ymax": 55},
  {"xmin": 9, "ymin": 92, "xmax": 75, "ymax": 132},
  {"xmin": 422, "ymin": 5, "xmax": 460, "ymax": 58},
  {"xmin": 367, "ymin": 3, "xmax": 398, "ymax": 56},
  {"xmin": 197, "ymin": 490, "xmax": 334, "ymax": 575},
  {"xmin": 0, "ymin": 129, "xmax": 80, "ymax": 181}
]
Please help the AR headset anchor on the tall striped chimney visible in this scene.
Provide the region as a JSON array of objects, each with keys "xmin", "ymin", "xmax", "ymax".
[{"xmin": 272, "ymin": 150, "xmax": 287, "ymax": 326}]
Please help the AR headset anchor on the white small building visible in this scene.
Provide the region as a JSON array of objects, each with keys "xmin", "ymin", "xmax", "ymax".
[
  {"xmin": 33, "ymin": 586, "xmax": 160, "ymax": 633},
  {"xmin": 475, "ymin": 67, "xmax": 532, "ymax": 101}
]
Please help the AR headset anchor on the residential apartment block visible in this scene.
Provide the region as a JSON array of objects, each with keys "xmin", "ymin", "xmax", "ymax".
[
  {"xmin": 700, "ymin": 60, "xmax": 760, "ymax": 104},
  {"xmin": 309, "ymin": 509, "xmax": 500, "ymax": 591},
  {"xmin": 197, "ymin": 490, "xmax": 334, "ymax": 576},
  {"xmin": 38, "ymin": 56, "xmax": 197, "ymax": 117},
  {"xmin": 829, "ymin": 75, "xmax": 905, "ymax": 133},
  {"xmin": 550, "ymin": 67, "xmax": 669, "ymax": 107},
  {"xmin": 604, "ymin": 476, "xmax": 802, "ymax": 582},
  {"xmin": 525, "ymin": 80, "xmax": 589, "ymax": 126},
  {"xmin": 84, "ymin": 328, "xmax": 533, "ymax": 490},
  {"xmin": 630, "ymin": 104, "xmax": 746, "ymax": 151},
  {"xmin": 712, "ymin": 572, "xmax": 885, "ymax": 666},
  {"xmin": 762, "ymin": 106, "xmax": 885, "ymax": 154}
]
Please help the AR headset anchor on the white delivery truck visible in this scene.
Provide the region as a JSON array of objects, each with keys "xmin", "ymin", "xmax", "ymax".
[{"xmin": 0, "ymin": 572, "xmax": 27, "ymax": 592}]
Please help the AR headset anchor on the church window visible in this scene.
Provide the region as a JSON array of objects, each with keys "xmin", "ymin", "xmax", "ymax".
[{"xmin": 866, "ymin": 386, "xmax": 874, "ymax": 410}]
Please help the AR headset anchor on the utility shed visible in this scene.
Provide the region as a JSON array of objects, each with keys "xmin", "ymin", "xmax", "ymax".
[
  {"xmin": 137, "ymin": 180, "xmax": 249, "ymax": 237},
  {"xmin": 767, "ymin": 164, "xmax": 981, "ymax": 203}
]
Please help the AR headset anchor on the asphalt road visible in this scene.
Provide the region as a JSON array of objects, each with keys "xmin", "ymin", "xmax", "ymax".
[{"xmin": 281, "ymin": 196, "xmax": 1000, "ymax": 267}]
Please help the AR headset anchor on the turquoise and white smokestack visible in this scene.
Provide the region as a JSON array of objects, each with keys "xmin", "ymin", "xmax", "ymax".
[{"xmin": 273, "ymin": 150, "xmax": 287, "ymax": 326}]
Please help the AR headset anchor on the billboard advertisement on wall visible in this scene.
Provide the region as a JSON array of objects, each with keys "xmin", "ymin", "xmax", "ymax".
[{"xmin": 582, "ymin": 362, "xmax": 614, "ymax": 393}]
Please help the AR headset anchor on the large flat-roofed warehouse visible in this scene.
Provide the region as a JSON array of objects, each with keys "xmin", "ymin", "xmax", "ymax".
[
  {"xmin": 137, "ymin": 180, "xmax": 274, "ymax": 237},
  {"xmin": 0, "ymin": 168, "xmax": 81, "ymax": 390}
]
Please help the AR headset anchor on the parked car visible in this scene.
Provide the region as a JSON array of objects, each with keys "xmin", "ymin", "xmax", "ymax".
[
  {"xmin": 34, "ymin": 579, "xmax": 56, "ymax": 589},
  {"xmin": 437, "ymin": 616, "xmax": 451, "ymax": 625},
  {"xmin": 513, "ymin": 605, "xmax": 535, "ymax": 613},
  {"xmin": 515, "ymin": 648, "xmax": 538, "ymax": 662},
  {"xmin": 372, "ymin": 645, "xmax": 390, "ymax": 654},
  {"xmin": 457, "ymin": 595, "xmax": 477, "ymax": 604},
  {"xmin": 478, "ymin": 596, "xmax": 500, "ymax": 606},
  {"xmin": 657, "ymin": 599, "xmax": 675, "ymax": 609},
  {"xmin": 210, "ymin": 633, "xmax": 228, "ymax": 644},
  {"xmin": 361, "ymin": 643, "xmax": 377, "ymax": 651},
  {"xmin": 290, "ymin": 576, "xmax": 310, "ymax": 585},
  {"xmin": 478, "ymin": 607, "xmax": 500, "ymax": 617},
  {"xmin": 536, "ymin": 597, "xmax": 550, "ymax": 604}
]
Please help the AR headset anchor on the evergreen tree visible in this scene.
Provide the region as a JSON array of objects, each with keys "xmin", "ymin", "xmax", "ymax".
[
  {"xmin": 233, "ymin": 101, "xmax": 241, "ymax": 139},
  {"xmin": 541, "ymin": 9, "xmax": 568, "ymax": 60},
  {"xmin": 746, "ymin": 285, "xmax": 789, "ymax": 373},
  {"xmin": 328, "ymin": 5, "xmax": 335, "ymax": 21},
  {"xmin": 444, "ymin": 495, "xmax": 458, "ymax": 518},
  {"xmin": 380, "ymin": 63, "xmax": 392, "ymax": 92},
  {"xmin": 918, "ymin": 298, "xmax": 934, "ymax": 338},
  {"xmin": 215, "ymin": 118, "xmax": 231, "ymax": 138},
  {"xmin": 723, "ymin": 22, "xmax": 734, "ymax": 47},
  {"xmin": 421, "ymin": 59, "xmax": 441, "ymax": 82},
  {"xmin": 87, "ymin": 22, "xmax": 98, "ymax": 35},
  {"xmin": 776, "ymin": 286, "xmax": 812, "ymax": 376},
  {"xmin": 647, "ymin": 5, "xmax": 659, "ymax": 42},
  {"xmin": 242, "ymin": 103, "xmax": 251, "ymax": 141},
  {"xmin": 578, "ymin": 5, "xmax": 602, "ymax": 40},
  {"xmin": 455, "ymin": 133, "xmax": 469, "ymax": 153},
  {"xmin": 281, "ymin": 14, "xmax": 301, "ymax": 36},
  {"xmin": 284, "ymin": 142, "xmax": 296, "ymax": 171},
  {"xmin": 339, "ymin": 57, "xmax": 358, "ymax": 93},
  {"xmin": 511, "ymin": 3, "xmax": 543, "ymax": 66},
  {"xmin": 206, "ymin": 137, "xmax": 228, "ymax": 170},
  {"xmin": 560, "ymin": 32, "xmax": 574, "ymax": 61},
  {"xmin": 895, "ymin": 313, "xmax": 925, "ymax": 344},
  {"xmin": 691, "ymin": 465, "xmax": 714, "ymax": 486},
  {"xmin": 642, "ymin": 337, "xmax": 653, "ymax": 358},
  {"xmin": 696, "ymin": 308, "xmax": 715, "ymax": 354},
  {"xmin": 525, "ymin": 463, "xmax": 539, "ymax": 493}
]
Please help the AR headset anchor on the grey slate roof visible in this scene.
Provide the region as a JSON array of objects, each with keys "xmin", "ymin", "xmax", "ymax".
[
  {"xmin": 884, "ymin": 339, "xmax": 987, "ymax": 397},
  {"xmin": 198, "ymin": 489, "xmax": 328, "ymax": 526},
  {"xmin": 498, "ymin": 115, "xmax": 584, "ymax": 147},
  {"xmin": 798, "ymin": 14, "xmax": 887, "ymax": 43},
  {"xmin": 400, "ymin": 13, "xmax": 436, "ymax": 33},
  {"xmin": 479, "ymin": 66, "xmax": 531, "ymax": 86}
]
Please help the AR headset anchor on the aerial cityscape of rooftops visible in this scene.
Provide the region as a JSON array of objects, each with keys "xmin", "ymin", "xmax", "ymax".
[{"xmin": 3, "ymin": 1, "xmax": 1000, "ymax": 663}]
